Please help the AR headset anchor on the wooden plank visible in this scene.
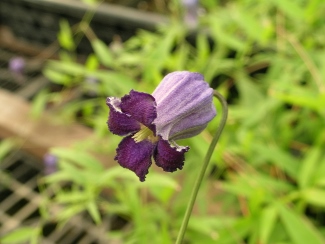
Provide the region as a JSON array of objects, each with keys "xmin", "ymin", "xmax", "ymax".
[{"xmin": 0, "ymin": 88, "xmax": 94, "ymax": 159}]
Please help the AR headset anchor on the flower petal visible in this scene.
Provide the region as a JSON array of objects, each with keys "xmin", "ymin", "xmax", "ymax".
[
  {"xmin": 154, "ymin": 138, "xmax": 189, "ymax": 172},
  {"xmin": 167, "ymin": 103, "xmax": 215, "ymax": 140},
  {"xmin": 120, "ymin": 90, "xmax": 157, "ymax": 133},
  {"xmin": 106, "ymin": 97, "xmax": 141, "ymax": 136},
  {"xmin": 152, "ymin": 71, "xmax": 216, "ymax": 140},
  {"xmin": 115, "ymin": 135, "xmax": 155, "ymax": 181}
]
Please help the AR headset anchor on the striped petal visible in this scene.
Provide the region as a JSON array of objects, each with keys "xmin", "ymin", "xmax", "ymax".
[{"xmin": 152, "ymin": 71, "xmax": 216, "ymax": 140}]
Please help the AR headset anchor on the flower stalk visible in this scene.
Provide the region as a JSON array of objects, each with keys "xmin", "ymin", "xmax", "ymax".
[{"xmin": 176, "ymin": 90, "xmax": 228, "ymax": 244}]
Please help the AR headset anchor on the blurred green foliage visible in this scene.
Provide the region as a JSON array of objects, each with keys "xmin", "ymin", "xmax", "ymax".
[{"xmin": 4, "ymin": 0, "xmax": 325, "ymax": 243}]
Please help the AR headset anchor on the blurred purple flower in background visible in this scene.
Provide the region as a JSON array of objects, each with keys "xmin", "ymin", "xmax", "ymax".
[
  {"xmin": 43, "ymin": 153, "xmax": 58, "ymax": 175},
  {"xmin": 8, "ymin": 57, "xmax": 26, "ymax": 84},
  {"xmin": 182, "ymin": 0, "xmax": 199, "ymax": 27},
  {"xmin": 85, "ymin": 75, "xmax": 99, "ymax": 96},
  {"xmin": 106, "ymin": 71, "xmax": 216, "ymax": 181},
  {"xmin": 9, "ymin": 57, "xmax": 25, "ymax": 75}
]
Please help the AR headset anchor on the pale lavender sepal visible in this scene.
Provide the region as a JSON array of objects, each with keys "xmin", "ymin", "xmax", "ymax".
[{"xmin": 152, "ymin": 71, "xmax": 216, "ymax": 140}]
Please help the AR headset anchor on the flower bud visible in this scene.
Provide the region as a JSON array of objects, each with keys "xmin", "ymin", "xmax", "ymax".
[{"xmin": 152, "ymin": 71, "xmax": 216, "ymax": 141}]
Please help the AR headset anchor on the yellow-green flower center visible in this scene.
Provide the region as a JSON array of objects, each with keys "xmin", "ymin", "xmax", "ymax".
[{"xmin": 132, "ymin": 124, "xmax": 158, "ymax": 143}]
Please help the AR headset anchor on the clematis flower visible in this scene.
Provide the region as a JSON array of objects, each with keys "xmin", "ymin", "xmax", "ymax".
[
  {"xmin": 43, "ymin": 153, "xmax": 58, "ymax": 175},
  {"xmin": 85, "ymin": 75, "xmax": 99, "ymax": 96},
  {"xmin": 182, "ymin": 0, "xmax": 199, "ymax": 28},
  {"xmin": 9, "ymin": 57, "xmax": 26, "ymax": 84},
  {"xmin": 106, "ymin": 71, "xmax": 216, "ymax": 181},
  {"xmin": 9, "ymin": 57, "xmax": 25, "ymax": 74}
]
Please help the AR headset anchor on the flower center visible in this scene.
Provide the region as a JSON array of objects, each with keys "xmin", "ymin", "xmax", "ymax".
[{"xmin": 132, "ymin": 125, "xmax": 158, "ymax": 143}]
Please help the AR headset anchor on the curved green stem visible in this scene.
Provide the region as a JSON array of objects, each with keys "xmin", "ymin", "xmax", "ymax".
[{"xmin": 175, "ymin": 90, "xmax": 228, "ymax": 244}]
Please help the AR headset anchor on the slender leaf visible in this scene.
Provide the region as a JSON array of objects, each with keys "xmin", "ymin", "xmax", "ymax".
[
  {"xmin": 52, "ymin": 148, "xmax": 104, "ymax": 172},
  {"xmin": 278, "ymin": 203, "xmax": 324, "ymax": 244},
  {"xmin": 298, "ymin": 146, "xmax": 322, "ymax": 188},
  {"xmin": 57, "ymin": 19, "xmax": 75, "ymax": 51},
  {"xmin": 1, "ymin": 227, "xmax": 37, "ymax": 244},
  {"xmin": 302, "ymin": 188, "xmax": 325, "ymax": 207},
  {"xmin": 0, "ymin": 139, "xmax": 15, "ymax": 160},
  {"xmin": 87, "ymin": 201, "xmax": 101, "ymax": 224},
  {"xmin": 259, "ymin": 205, "xmax": 278, "ymax": 244},
  {"xmin": 91, "ymin": 39, "xmax": 113, "ymax": 67},
  {"xmin": 270, "ymin": 0, "xmax": 305, "ymax": 20}
]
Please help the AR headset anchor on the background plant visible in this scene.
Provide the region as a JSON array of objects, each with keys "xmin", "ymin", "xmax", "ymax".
[{"xmin": 3, "ymin": 0, "xmax": 325, "ymax": 243}]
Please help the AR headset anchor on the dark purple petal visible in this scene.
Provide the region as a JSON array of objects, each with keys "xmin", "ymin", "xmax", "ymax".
[
  {"xmin": 115, "ymin": 135, "xmax": 155, "ymax": 181},
  {"xmin": 120, "ymin": 90, "xmax": 157, "ymax": 133},
  {"xmin": 106, "ymin": 97, "xmax": 141, "ymax": 136},
  {"xmin": 154, "ymin": 138, "xmax": 189, "ymax": 172}
]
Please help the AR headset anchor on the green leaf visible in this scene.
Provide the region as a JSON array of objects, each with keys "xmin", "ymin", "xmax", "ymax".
[
  {"xmin": 44, "ymin": 171, "xmax": 72, "ymax": 184},
  {"xmin": 314, "ymin": 156, "xmax": 325, "ymax": 187},
  {"xmin": 188, "ymin": 216, "xmax": 235, "ymax": 237},
  {"xmin": 31, "ymin": 89, "xmax": 48, "ymax": 119},
  {"xmin": 259, "ymin": 205, "xmax": 278, "ymax": 244},
  {"xmin": 235, "ymin": 71, "xmax": 264, "ymax": 108},
  {"xmin": 0, "ymin": 139, "xmax": 15, "ymax": 160},
  {"xmin": 57, "ymin": 19, "xmax": 75, "ymax": 51},
  {"xmin": 302, "ymin": 188, "xmax": 325, "ymax": 207},
  {"xmin": 91, "ymin": 39, "xmax": 113, "ymax": 67},
  {"xmin": 85, "ymin": 54, "xmax": 99, "ymax": 71},
  {"xmin": 298, "ymin": 146, "xmax": 322, "ymax": 188},
  {"xmin": 209, "ymin": 17, "xmax": 246, "ymax": 51},
  {"xmin": 1, "ymin": 227, "xmax": 37, "ymax": 244},
  {"xmin": 47, "ymin": 60, "xmax": 86, "ymax": 76},
  {"xmin": 98, "ymin": 167, "xmax": 137, "ymax": 186},
  {"xmin": 56, "ymin": 192, "xmax": 89, "ymax": 204},
  {"xmin": 304, "ymin": 0, "xmax": 324, "ymax": 23},
  {"xmin": 43, "ymin": 67, "xmax": 71, "ymax": 85},
  {"xmin": 278, "ymin": 203, "xmax": 324, "ymax": 244},
  {"xmin": 87, "ymin": 201, "xmax": 101, "ymax": 224},
  {"xmin": 196, "ymin": 34, "xmax": 210, "ymax": 66},
  {"xmin": 97, "ymin": 70, "xmax": 137, "ymax": 95},
  {"xmin": 52, "ymin": 148, "xmax": 104, "ymax": 172},
  {"xmin": 59, "ymin": 160, "xmax": 87, "ymax": 184},
  {"xmin": 253, "ymin": 144, "xmax": 299, "ymax": 179},
  {"xmin": 271, "ymin": 89, "xmax": 325, "ymax": 112},
  {"xmin": 270, "ymin": 0, "xmax": 305, "ymax": 20},
  {"xmin": 221, "ymin": 176, "xmax": 262, "ymax": 199},
  {"xmin": 81, "ymin": 0, "xmax": 98, "ymax": 4},
  {"xmin": 232, "ymin": 6, "xmax": 265, "ymax": 43},
  {"xmin": 139, "ymin": 173, "xmax": 180, "ymax": 204},
  {"xmin": 57, "ymin": 204, "xmax": 86, "ymax": 221},
  {"xmin": 217, "ymin": 217, "xmax": 253, "ymax": 243}
]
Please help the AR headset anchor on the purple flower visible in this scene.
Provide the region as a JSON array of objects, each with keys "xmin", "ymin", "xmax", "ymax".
[
  {"xmin": 85, "ymin": 75, "xmax": 99, "ymax": 96},
  {"xmin": 9, "ymin": 57, "xmax": 25, "ymax": 74},
  {"xmin": 43, "ymin": 153, "xmax": 58, "ymax": 175},
  {"xmin": 106, "ymin": 71, "xmax": 216, "ymax": 181},
  {"xmin": 182, "ymin": 0, "xmax": 199, "ymax": 27},
  {"xmin": 85, "ymin": 75, "xmax": 99, "ymax": 84}
]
